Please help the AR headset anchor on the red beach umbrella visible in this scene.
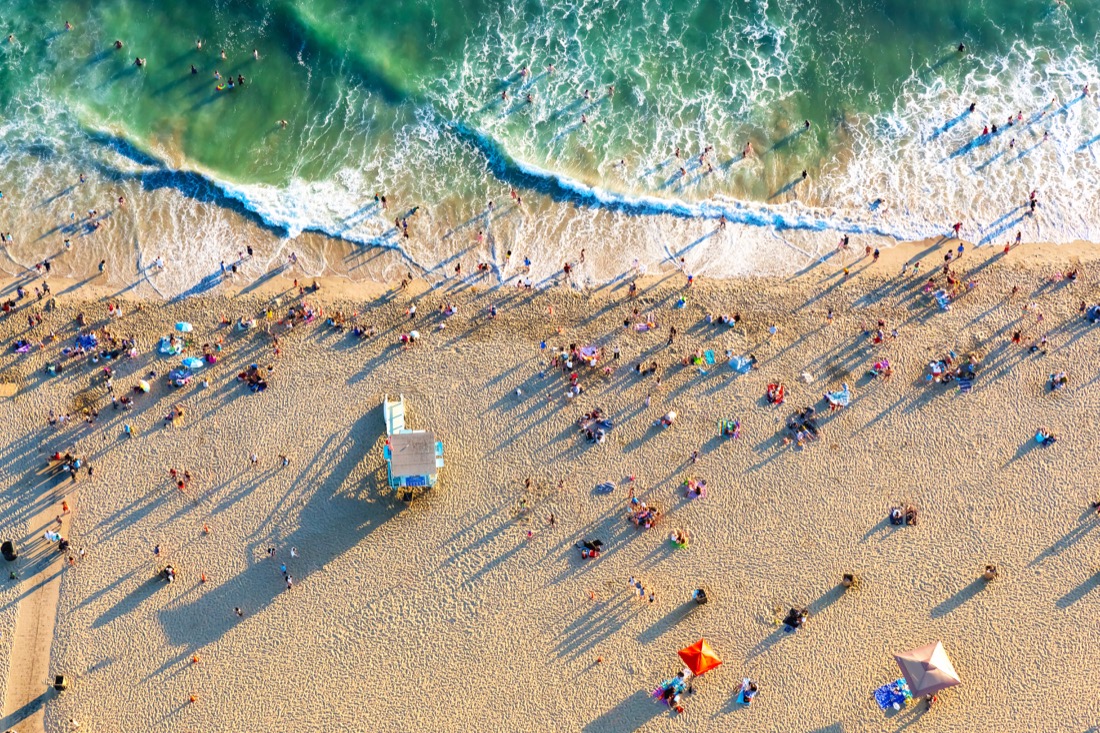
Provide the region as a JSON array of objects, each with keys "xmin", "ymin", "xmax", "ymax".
[{"xmin": 678, "ymin": 639, "xmax": 723, "ymax": 676}]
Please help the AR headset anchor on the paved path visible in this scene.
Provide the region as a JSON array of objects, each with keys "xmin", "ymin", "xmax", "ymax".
[{"xmin": 1, "ymin": 494, "xmax": 68, "ymax": 733}]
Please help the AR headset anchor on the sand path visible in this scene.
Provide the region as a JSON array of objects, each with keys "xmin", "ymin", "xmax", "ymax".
[{"xmin": 1, "ymin": 489, "xmax": 69, "ymax": 732}]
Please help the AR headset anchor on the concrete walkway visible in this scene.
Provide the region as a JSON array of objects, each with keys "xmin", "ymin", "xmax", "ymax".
[{"xmin": 1, "ymin": 499, "xmax": 68, "ymax": 733}]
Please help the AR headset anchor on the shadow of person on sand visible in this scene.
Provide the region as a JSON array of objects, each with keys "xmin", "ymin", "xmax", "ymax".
[{"xmin": 582, "ymin": 689, "xmax": 664, "ymax": 732}]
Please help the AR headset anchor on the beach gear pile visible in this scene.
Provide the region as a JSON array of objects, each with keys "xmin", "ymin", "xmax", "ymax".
[
  {"xmin": 238, "ymin": 363, "xmax": 269, "ymax": 392},
  {"xmin": 824, "ymin": 383, "xmax": 851, "ymax": 410},
  {"xmin": 578, "ymin": 408, "xmax": 613, "ymax": 444},
  {"xmin": 729, "ymin": 354, "xmax": 756, "ymax": 374},
  {"xmin": 718, "ymin": 419, "xmax": 740, "ymax": 438},
  {"xmin": 628, "ymin": 498, "xmax": 661, "ymax": 529},
  {"xmin": 683, "ymin": 478, "xmax": 707, "ymax": 499}
]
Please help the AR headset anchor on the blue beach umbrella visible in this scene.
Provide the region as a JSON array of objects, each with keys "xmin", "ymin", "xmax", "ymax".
[
  {"xmin": 175, "ymin": 322, "xmax": 193, "ymax": 333},
  {"xmin": 181, "ymin": 357, "xmax": 204, "ymax": 370}
]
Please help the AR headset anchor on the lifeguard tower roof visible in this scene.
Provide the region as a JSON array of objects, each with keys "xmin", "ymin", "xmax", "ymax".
[{"xmin": 387, "ymin": 430, "xmax": 440, "ymax": 480}]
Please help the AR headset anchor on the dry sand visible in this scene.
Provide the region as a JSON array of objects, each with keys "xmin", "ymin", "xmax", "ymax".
[{"xmin": 0, "ymin": 239, "xmax": 1098, "ymax": 732}]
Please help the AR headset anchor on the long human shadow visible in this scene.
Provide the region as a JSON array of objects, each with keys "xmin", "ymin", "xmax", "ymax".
[
  {"xmin": 767, "ymin": 176, "xmax": 803, "ymax": 201},
  {"xmin": 930, "ymin": 577, "xmax": 987, "ymax": 618},
  {"xmin": 0, "ymin": 689, "xmax": 55, "ymax": 730},
  {"xmin": 156, "ymin": 409, "xmax": 400, "ymax": 656},
  {"xmin": 582, "ymin": 689, "xmax": 663, "ymax": 733},
  {"xmin": 636, "ymin": 600, "xmax": 703, "ymax": 645},
  {"xmin": 927, "ymin": 108, "xmax": 970, "ymax": 142},
  {"xmin": 1029, "ymin": 517, "xmax": 1098, "ymax": 566},
  {"xmin": 1056, "ymin": 572, "xmax": 1100, "ymax": 608}
]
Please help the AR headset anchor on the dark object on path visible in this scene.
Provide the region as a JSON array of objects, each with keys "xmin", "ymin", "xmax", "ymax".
[
  {"xmin": 53, "ymin": 675, "xmax": 67, "ymax": 692},
  {"xmin": 1, "ymin": 540, "xmax": 16, "ymax": 561}
]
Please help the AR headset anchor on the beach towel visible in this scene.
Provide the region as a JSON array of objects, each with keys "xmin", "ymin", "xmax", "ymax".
[
  {"xmin": 704, "ymin": 350, "xmax": 715, "ymax": 365},
  {"xmin": 737, "ymin": 679, "xmax": 756, "ymax": 706},
  {"xmin": 594, "ymin": 482, "xmax": 615, "ymax": 494},
  {"xmin": 934, "ymin": 290, "xmax": 951, "ymax": 310},
  {"xmin": 729, "ymin": 356, "xmax": 753, "ymax": 374},
  {"xmin": 957, "ymin": 376, "xmax": 973, "ymax": 393},
  {"xmin": 825, "ymin": 383, "xmax": 851, "ymax": 407}
]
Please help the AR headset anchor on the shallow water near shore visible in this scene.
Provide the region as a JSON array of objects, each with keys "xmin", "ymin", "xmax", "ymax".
[{"xmin": 1, "ymin": 0, "xmax": 1099, "ymax": 295}]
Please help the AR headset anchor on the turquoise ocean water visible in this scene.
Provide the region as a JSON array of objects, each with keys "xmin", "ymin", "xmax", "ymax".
[{"xmin": 0, "ymin": 0, "xmax": 1098, "ymax": 293}]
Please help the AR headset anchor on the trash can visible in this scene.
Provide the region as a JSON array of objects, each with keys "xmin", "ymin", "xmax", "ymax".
[
  {"xmin": 1, "ymin": 540, "xmax": 16, "ymax": 562},
  {"xmin": 53, "ymin": 675, "xmax": 67, "ymax": 692},
  {"xmin": 692, "ymin": 588, "xmax": 708, "ymax": 605}
]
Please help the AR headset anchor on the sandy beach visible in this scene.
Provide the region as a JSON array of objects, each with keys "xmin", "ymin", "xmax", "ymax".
[{"xmin": 1, "ymin": 239, "xmax": 1099, "ymax": 732}]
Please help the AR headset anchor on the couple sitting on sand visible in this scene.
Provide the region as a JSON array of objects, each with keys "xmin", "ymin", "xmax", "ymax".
[{"xmin": 890, "ymin": 505, "xmax": 918, "ymax": 526}]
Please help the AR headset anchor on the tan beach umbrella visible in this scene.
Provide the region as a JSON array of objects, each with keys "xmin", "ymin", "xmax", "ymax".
[{"xmin": 894, "ymin": 641, "xmax": 961, "ymax": 697}]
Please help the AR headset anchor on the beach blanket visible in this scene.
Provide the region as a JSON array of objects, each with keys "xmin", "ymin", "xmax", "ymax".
[
  {"xmin": 873, "ymin": 679, "xmax": 912, "ymax": 710},
  {"xmin": 957, "ymin": 376, "xmax": 974, "ymax": 393},
  {"xmin": 157, "ymin": 336, "xmax": 182, "ymax": 355},
  {"xmin": 934, "ymin": 290, "xmax": 951, "ymax": 310},
  {"xmin": 729, "ymin": 356, "xmax": 753, "ymax": 374},
  {"xmin": 704, "ymin": 350, "xmax": 715, "ymax": 365}
]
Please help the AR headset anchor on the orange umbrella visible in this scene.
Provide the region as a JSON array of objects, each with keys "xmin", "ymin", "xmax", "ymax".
[{"xmin": 678, "ymin": 639, "xmax": 723, "ymax": 676}]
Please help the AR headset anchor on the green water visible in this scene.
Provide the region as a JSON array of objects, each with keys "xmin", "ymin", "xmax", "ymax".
[{"xmin": 0, "ymin": 0, "xmax": 1096, "ymax": 288}]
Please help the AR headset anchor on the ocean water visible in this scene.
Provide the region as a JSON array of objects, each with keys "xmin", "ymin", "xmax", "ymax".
[{"xmin": 0, "ymin": 0, "xmax": 1098, "ymax": 295}]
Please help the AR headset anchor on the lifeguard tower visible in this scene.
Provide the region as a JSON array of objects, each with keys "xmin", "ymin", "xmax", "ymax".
[{"xmin": 382, "ymin": 394, "xmax": 443, "ymax": 492}]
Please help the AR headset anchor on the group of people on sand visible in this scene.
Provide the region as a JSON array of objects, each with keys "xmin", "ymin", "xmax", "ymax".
[{"xmin": 628, "ymin": 497, "xmax": 661, "ymax": 529}]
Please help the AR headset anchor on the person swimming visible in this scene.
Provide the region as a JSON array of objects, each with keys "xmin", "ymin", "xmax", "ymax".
[
  {"xmin": 134, "ymin": 57, "xmax": 145, "ymax": 67},
  {"xmin": 114, "ymin": 40, "xmax": 123, "ymax": 50},
  {"xmin": 191, "ymin": 64, "xmax": 198, "ymax": 74}
]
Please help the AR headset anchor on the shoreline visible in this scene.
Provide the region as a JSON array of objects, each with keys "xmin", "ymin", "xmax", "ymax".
[{"xmin": 5, "ymin": 236, "xmax": 1100, "ymax": 308}]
